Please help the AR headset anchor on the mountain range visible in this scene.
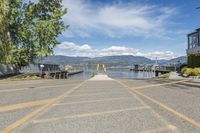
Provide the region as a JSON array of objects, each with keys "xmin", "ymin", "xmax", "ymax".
[{"xmin": 39, "ymin": 55, "xmax": 187, "ymax": 66}]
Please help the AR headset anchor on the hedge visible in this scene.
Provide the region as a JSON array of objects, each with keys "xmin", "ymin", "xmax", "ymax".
[{"xmin": 188, "ymin": 53, "xmax": 200, "ymax": 67}]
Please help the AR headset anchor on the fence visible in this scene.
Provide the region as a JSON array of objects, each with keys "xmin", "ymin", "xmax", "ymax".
[{"xmin": 0, "ymin": 64, "xmax": 19, "ymax": 77}]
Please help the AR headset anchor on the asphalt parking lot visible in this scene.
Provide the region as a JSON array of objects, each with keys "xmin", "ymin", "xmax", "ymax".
[{"xmin": 0, "ymin": 77, "xmax": 200, "ymax": 133}]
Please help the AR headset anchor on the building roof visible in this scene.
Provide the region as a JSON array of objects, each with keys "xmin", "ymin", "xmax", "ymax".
[{"xmin": 187, "ymin": 28, "xmax": 200, "ymax": 36}]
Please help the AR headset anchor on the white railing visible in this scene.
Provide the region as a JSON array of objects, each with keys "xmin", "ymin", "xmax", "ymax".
[{"xmin": 187, "ymin": 46, "xmax": 200, "ymax": 54}]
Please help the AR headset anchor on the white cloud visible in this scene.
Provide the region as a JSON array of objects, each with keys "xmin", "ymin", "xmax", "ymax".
[
  {"xmin": 57, "ymin": 42, "xmax": 91, "ymax": 52},
  {"xmin": 55, "ymin": 41, "xmax": 179, "ymax": 59},
  {"xmin": 145, "ymin": 51, "xmax": 176, "ymax": 60},
  {"xmin": 62, "ymin": 0, "xmax": 177, "ymax": 38}
]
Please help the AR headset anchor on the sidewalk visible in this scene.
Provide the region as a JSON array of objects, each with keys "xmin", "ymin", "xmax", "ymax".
[
  {"xmin": 169, "ymin": 72, "xmax": 200, "ymax": 82},
  {"xmin": 169, "ymin": 72, "xmax": 186, "ymax": 80}
]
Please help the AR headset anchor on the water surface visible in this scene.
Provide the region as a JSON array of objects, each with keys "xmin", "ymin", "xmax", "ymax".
[{"xmin": 68, "ymin": 68, "xmax": 155, "ymax": 80}]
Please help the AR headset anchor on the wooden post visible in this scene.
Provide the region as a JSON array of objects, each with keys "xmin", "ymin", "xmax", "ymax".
[
  {"xmin": 66, "ymin": 72, "xmax": 68, "ymax": 79},
  {"xmin": 54, "ymin": 72, "xmax": 56, "ymax": 79},
  {"xmin": 59, "ymin": 72, "xmax": 61, "ymax": 79},
  {"xmin": 64, "ymin": 73, "xmax": 66, "ymax": 79}
]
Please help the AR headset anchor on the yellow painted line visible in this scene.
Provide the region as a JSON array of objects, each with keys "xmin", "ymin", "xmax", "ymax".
[
  {"xmin": 134, "ymin": 79, "xmax": 190, "ymax": 90},
  {"xmin": 33, "ymin": 106, "xmax": 150, "ymax": 124},
  {"xmin": 0, "ymin": 98, "xmax": 56, "ymax": 112},
  {"xmin": 53, "ymin": 97, "xmax": 133, "ymax": 106},
  {"xmin": 1, "ymin": 81, "xmax": 86, "ymax": 133},
  {"xmin": 0, "ymin": 83, "xmax": 77, "ymax": 93},
  {"xmin": 138, "ymin": 125, "xmax": 178, "ymax": 133},
  {"xmin": 133, "ymin": 90, "xmax": 200, "ymax": 129}
]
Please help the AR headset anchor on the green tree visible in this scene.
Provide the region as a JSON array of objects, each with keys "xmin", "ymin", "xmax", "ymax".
[
  {"xmin": 0, "ymin": 0, "xmax": 68, "ymax": 66},
  {"xmin": 18, "ymin": 0, "xmax": 68, "ymax": 63},
  {"xmin": 0, "ymin": 0, "xmax": 12, "ymax": 63},
  {"xmin": 34, "ymin": 0, "xmax": 68, "ymax": 59}
]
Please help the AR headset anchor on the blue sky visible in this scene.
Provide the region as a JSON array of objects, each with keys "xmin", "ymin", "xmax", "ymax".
[{"xmin": 54, "ymin": 0, "xmax": 200, "ymax": 59}]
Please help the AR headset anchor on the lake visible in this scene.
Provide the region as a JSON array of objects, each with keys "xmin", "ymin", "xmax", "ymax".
[{"xmin": 68, "ymin": 68, "xmax": 155, "ymax": 80}]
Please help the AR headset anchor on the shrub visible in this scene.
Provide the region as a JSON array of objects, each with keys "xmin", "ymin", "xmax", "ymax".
[
  {"xmin": 181, "ymin": 67, "xmax": 192, "ymax": 77},
  {"xmin": 158, "ymin": 73, "xmax": 170, "ymax": 78},
  {"xmin": 191, "ymin": 68, "xmax": 200, "ymax": 76},
  {"xmin": 181, "ymin": 67, "xmax": 200, "ymax": 77},
  {"xmin": 91, "ymin": 72, "xmax": 97, "ymax": 77},
  {"xmin": 7, "ymin": 74, "xmax": 41, "ymax": 80}
]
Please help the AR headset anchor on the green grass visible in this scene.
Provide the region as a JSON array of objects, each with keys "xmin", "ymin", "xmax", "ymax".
[
  {"xmin": 91, "ymin": 72, "xmax": 98, "ymax": 77},
  {"xmin": 158, "ymin": 73, "xmax": 170, "ymax": 78},
  {"xmin": 6, "ymin": 73, "xmax": 41, "ymax": 81}
]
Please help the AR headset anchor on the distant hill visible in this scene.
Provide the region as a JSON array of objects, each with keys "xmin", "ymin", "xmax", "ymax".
[
  {"xmin": 158, "ymin": 56, "xmax": 187, "ymax": 65},
  {"xmin": 40, "ymin": 55, "xmax": 90, "ymax": 64},
  {"xmin": 38, "ymin": 55, "xmax": 186, "ymax": 66},
  {"xmin": 88, "ymin": 55, "xmax": 153, "ymax": 66}
]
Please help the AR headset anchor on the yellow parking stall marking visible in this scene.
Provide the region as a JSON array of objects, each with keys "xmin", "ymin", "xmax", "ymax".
[
  {"xmin": 0, "ymin": 98, "xmax": 56, "ymax": 112},
  {"xmin": 138, "ymin": 125, "xmax": 178, "ymax": 133},
  {"xmin": 53, "ymin": 97, "xmax": 133, "ymax": 106},
  {"xmin": 0, "ymin": 90, "xmax": 130, "ymax": 112},
  {"xmin": 115, "ymin": 80, "xmax": 170, "ymax": 126},
  {"xmin": 117, "ymin": 79, "xmax": 200, "ymax": 129},
  {"xmin": 134, "ymin": 79, "xmax": 190, "ymax": 90},
  {"xmin": 1, "ymin": 81, "xmax": 86, "ymax": 133},
  {"xmin": 33, "ymin": 106, "xmax": 150, "ymax": 124},
  {"xmin": 0, "ymin": 83, "xmax": 77, "ymax": 93},
  {"xmin": 0, "ymin": 88, "xmax": 29, "ymax": 93},
  {"xmin": 133, "ymin": 90, "xmax": 200, "ymax": 129},
  {"xmin": 2, "ymin": 103, "xmax": 51, "ymax": 133}
]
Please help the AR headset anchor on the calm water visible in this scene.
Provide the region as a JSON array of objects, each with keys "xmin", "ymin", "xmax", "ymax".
[{"xmin": 68, "ymin": 68, "xmax": 155, "ymax": 80}]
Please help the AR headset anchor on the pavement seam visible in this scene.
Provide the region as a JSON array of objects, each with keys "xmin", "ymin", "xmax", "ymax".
[
  {"xmin": 32, "ymin": 106, "xmax": 150, "ymax": 124},
  {"xmin": 53, "ymin": 97, "xmax": 133, "ymax": 106},
  {"xmin": 0, "ymin": 81, "xmax": 87, "ymax": 133}
]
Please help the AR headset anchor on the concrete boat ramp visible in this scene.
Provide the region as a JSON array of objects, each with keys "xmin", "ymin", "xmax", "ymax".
[
  {"xmin": 0, "ymin": 75, "xmax": 200, "ymax": 133},
  {"xmin": 89, "ymin": 74, "xmax": 113, "ymax": 80}
]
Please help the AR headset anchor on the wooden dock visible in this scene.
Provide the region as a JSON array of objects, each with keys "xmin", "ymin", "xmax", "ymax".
[
  {"xmin": 42, "ymin": 70, "xmax": 84, "ymax": 79},
  {"xmin": 130, "ymin": 69, "xmax": 172, "ymax": 77}
]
